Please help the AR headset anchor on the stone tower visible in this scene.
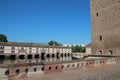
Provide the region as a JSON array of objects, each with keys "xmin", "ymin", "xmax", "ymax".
[{"xmin": 90, "ymin": 0, "xmax": 120, "ymax": 56}]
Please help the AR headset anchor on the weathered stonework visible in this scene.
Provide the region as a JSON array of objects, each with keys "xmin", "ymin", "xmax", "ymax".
[{"xmin": 91, "ymin": 0, "xmax": 120, "ymax": 55}]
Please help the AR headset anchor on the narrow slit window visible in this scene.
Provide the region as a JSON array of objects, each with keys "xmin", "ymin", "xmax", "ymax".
[
  {"xmin": 96, "ymin": 12, "xmax": 98, "ymax": 17},
  {"xmin": 99, "ymin": 36, "xmax": 102, "ymax": 41}
]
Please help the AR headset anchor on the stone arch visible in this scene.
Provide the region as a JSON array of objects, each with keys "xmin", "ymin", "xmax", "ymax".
[
  {"xmin": 99, "ymin": 51, "xmax": 102, "ymax": 55},
  {"xmin": 109, "ymin": 50, "xmax": 113, "ymax": 55},
  {"xmin": 67, "ymin": 65, "xmax": 70, "ymax": 68},
  {"xmin": 55, "ymin": 66, "xmax": 58, "ymax": 70},
  {"xmin": 48, "ymin": 66, "xmax": 52, "ymax": 71},
  {"xmin": 41, "ymin": 52, "xmax": 45, "ymax": 60},
  {"xmin": 61, "ymin": 65, "xmax": 64, "ymax": 69},
  {"xmin": 52, "ymin": 54, "xmax": 55, "ymax": 58},
  {"xmin": 34, "ymin": 54, "xmax": 39, "ymax": 59},
  {"xmin": 19, "ymin": 54, "xmax": 25, "ymax": 60}
]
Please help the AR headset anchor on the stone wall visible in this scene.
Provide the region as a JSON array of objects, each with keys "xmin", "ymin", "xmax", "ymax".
[{"xmin": 91, "ymin": 0, "xmax": 120, "ymax": 55}]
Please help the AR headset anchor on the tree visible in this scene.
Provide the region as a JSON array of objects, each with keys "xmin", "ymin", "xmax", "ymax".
[
  {"xmin": 0, "ymin": 34, "xmax": 8, "ymax": 42},
  {"xmin": 48, "ymin": 40, "xmax": 62, "ymax": 46},
  {"xmin": 71, "ymin": 45, "xmax": 85, "ymax": 53}
]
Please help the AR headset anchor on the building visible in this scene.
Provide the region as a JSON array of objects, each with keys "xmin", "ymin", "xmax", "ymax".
[
  {"xmin": 0, "ymin": 42, "xmax": 72, "ymax": 63},
  {"xmin": 91, "ymin": 0, "xmax": 120, "ymax": 56},
  {"xmin": 85, "ymin": 44, "xmax": 91, "ymax": 54}
]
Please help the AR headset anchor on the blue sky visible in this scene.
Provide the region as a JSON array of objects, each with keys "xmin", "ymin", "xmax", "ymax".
[{"xmin": 0, "ymin": 0, "xmax": 90, "ymax": 44}]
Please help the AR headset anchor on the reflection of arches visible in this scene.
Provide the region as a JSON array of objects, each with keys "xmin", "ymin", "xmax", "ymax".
[
  {"xmin": 41, "ymin": 53, "xmax": 45, "ymax": 60},
  {"xmin": 19, "ymin": 54, "xmax": 25, "ymax": 60},
  {"xmin": 61, "ymin": 54, "xmax": 63, "ymax": 57},
  {"xmin": 10, "ymin": 55, "xmax": 16, "ymax": 60},
  {"xmin": 16, "ymin": 69, "xmax": 20, "ymax": 74},
  {"xmin": 68, "ymin": 53, "xmax": 70, "ymax": 57},
  {"xmin": 34, "ymin": 54, "xmax": 39, "ymax": 59},
  {"xmin": 56, "ymin": 52, "xmax": 59, "ymax": 59},
  {"xmin": 52, "ymin": 54, "xmax": 55, "ymax": 58},
  {"xmin": 5, "ymin": 70, "xmax": 9, "ymax": 75},
  {"xmin": 64, "ymin": 53, "xmax": 67, "ymax": 57},
  {"xmin": 27, "ymin": 54, "xmax": 32, "ymax": 59},
  {"xmin": 0, "ymin": 55, "xmax": 5, "ymax": 60},
  {"xmin": 46, "ymin": 54, "xmax": 50, "ymax": 58}
]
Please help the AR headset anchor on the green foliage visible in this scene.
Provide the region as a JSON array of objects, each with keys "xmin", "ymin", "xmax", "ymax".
[
  {"xmin": 48, "ymin": 40, "xmax": 62, "ymax": 46},
  {"xmin": 72, "ymin": 45, "xmax": 85, "ymax": 53},
  {"xmin": 0, "ymin": 34, "xmax": 8, "ymax": 42}
]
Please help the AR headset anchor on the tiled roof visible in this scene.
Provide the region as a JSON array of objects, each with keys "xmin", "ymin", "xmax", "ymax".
[{"xmin": 0, "ymin": 42, "xmax": 71, "ymax": 48}]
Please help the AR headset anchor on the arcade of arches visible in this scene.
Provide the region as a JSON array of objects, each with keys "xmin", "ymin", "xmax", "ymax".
[{"xmin": 0, "ymin": 53, "xmax": 71, "ymax": 62}]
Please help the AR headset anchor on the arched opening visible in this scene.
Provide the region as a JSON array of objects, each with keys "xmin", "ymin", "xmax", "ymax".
[
  {"xmin": 41, "ymin": 53, "xmax": 45, "ymax": 60},
  {"xmin": 19, "ymin": 54, "xmax": 25, "ymax": 60},
  {"xmin": 0, "ymin": 55, "xmax": 5, "ymax": 60},
  {"xmin": 34, "ymin": 68, "xmax": 37, "ymax": 72},
  {"xmin": 27, "ymin": 54, "xmax": 32, "ymax": 59},
  {"xmin": 48, "ymin": 66, "xmax": 52, "ymax": 71},
  {"xmin": 52, "ymin": 54, "xmax": 55, "ymax": 58},
  {"xmin": 25, "ymin": 68, "xmax": 29, "ymax": 74},
  {"xmin": 34, "ymin": 54, "xmax": 39, "ymax": 59},
  {"xmin": 5, "ymin": 70, "xmax": 9, "ymax": 75},
  {"xmin": 61, "ymin": 65, "xmax": 64, "ymax": 69},
  {"xmin": 99, "ymin": 51, "xmax": 102, "ymax": 55},
  {"xmin": 109, "ymin": 51, "xmax": 113, "ymax": 55},
  {"xmin": 16, "ymin": 69, "xmax": 20, "ymax": 74},
  {"xmin": 41, "ymin": 67, "xmax": 44, "ymax": 71},
  {"xmin": 10, "ymin": 55, "xmax": 16, "ymax": 60},
  {"xmin": 55, "ymin": 66, "xmax": 58, "ymax": 70},
  {"xmin": 46, "ymin": 54, "xmax": 50, "ymax": 58},
  {"xmin": 56, "ymin": 52, "xmax": 59, "ymax": 59},
  {"xmin": 67, "ymin": 65, "xmax": 69, "ymax": 68}
]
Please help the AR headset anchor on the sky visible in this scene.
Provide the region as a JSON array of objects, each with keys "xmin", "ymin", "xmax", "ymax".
[{"xmin": 0, "ymin": 0, "xmax": 91, "ymax": 45}]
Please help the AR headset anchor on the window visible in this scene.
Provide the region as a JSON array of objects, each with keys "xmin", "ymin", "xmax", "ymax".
[
  {"xmin": 99, "ymin": 51, "xmax": 102, "ymax": 55},
  {"xmin": 25, "ymin": 68, "xmax": 29, "ymax": 73},
  {"xmin": 49, "ymin": 66, "xmax": 52, "ymax": 71},
  {"xmin": 99, "ymin": 36, "xmax": 102, "ymax": 41},
  {"xmin": 109, "ymin": 50, "xmax": 113, "ymax": 55},
  {"xmin": 96, "ymin": 12, "xmax": 98, "ymax": 17}
]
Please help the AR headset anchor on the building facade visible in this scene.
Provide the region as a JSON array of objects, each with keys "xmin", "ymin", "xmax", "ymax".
[
  {"xmin": 0, "ymin": 42, "xmax": 72, "ymax": 63},
  {"xmin": 91, "ymin": 0, "xmax": 120, "ymax": 55}
]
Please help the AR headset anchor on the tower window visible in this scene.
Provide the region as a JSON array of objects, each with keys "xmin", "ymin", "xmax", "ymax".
[
  {"xmin": 96, "ymin": 12, "xmax": 98, "ymax": 17},
  {"xmin": 99, "ymin": 36, "xmax": 102, "ymax": 41}
]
